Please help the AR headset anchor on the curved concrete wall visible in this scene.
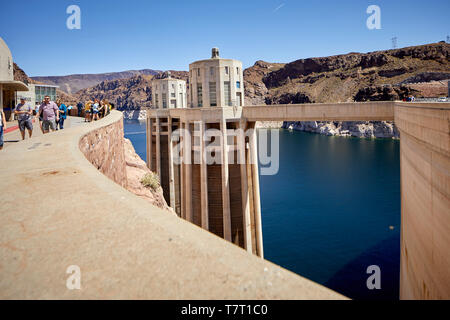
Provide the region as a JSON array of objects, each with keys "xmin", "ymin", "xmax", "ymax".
[
  {"xmin": 0, "ymin": 111, "xmax": 345, "ymax": 299},
  {"xmin": 79, "ymin": 118, "xmax": 127, "ymax": 188},
  {"xmin": 395, "ymin": 102, "xmax": 450, "ymax": 299}
]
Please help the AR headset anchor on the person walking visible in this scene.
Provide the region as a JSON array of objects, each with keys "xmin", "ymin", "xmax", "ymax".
[
  {"xmin": 84, "ymin": 101, "xmax": 92, "ymax": 122},
  {"xmin": 0, "ymin": 108, "xmax": 6, "ymax": 150},
  {"xmin": 14, "ymin": 98, "xmax": 33, "ymax": 140},
  {"xmin": 57, "ymin": 100, "xmax": 67, "ymax": 130},
  {"xmin": 92, "ymin": 99, "xmax": 100, "ymax": 121},
  {"xmin": 76, "ymin": 101, "xmax": 84, "ymax": 118},
  {"xmin": 39, "ymin": 95, "xmax": 59, "ymax": 134}
]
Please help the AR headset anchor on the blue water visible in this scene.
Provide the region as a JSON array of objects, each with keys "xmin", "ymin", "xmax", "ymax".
[{"xmin": 124, "ymin": 119, "xmax": 401, "ymax": 300}]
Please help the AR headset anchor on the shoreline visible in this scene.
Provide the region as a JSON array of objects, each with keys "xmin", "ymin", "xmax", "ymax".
[{"xmin": 121, "ymin": 110, "xmax": 400, "ymax": 139}]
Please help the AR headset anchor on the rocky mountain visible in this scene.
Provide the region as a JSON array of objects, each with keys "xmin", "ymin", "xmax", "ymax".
[
  {"xmin": 245, "ymin": 42, "xmax": 449, "ymax": 104},
  {"xmin": 14, "ymin": 63, "xmax": 77, "ymax": 104},
  {"xmin": 75, "ymin": 71, "xmax": 189, "ymax": 109},
  {"xmin": 244, "ymin": 42, "xmax": 449, "ymax": 138},
  {"xmin": 243, "ymin": 60, "xmax": 285, "ymax": 105},
  {"xmin": 31, "ymin": 69, "xmax": 161, "ymax": 95}
]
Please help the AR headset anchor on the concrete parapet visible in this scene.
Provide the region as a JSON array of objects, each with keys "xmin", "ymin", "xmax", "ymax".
[{"xmin": 0, "ymin": 110, "xmax": 345, "ymax": 299}]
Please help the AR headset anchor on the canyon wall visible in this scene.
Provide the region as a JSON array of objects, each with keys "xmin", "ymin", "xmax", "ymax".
[{"xmin": 282, "ymin": 120, "xmax": 399, "ymax": 138}]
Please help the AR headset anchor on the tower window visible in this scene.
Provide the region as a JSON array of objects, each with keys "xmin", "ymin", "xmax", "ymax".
[
  {"xmin": 209, "ymin": 82, "xmax": 217, "ymax": 107},
  {"xmin": 236, "ymin": 81, "xmax": 241, "ymax": 89},
  {"xmin": 197, "ymin": 83, "xmax": 203, "ymax": 107}
]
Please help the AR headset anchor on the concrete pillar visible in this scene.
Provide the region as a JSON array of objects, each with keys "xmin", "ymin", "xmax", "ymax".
[
  {"xmin": 249, "ymin": 122, "xmax": 264, "ymax": 258},
  {"xmin": 180, "ymin": 121, "xmax": 186, "ymax": 219},
  {"xmin": 239, "ymin": 119, "xmax": 252, "ymax": 253},
  {"xmin": 168, "ymin": 116, "xmax": 176, "ymax": 209},
  {"xmin": 199, "ymin": 120, "xmax": 209, "ymax": 230},
  {"xmin": 184, "ymin": 121, "xmax": 193, "ymax": 222},
  {"xmin": 148, "ymin": 117, "xmax": 154, "ymax": 171},
  {"xmin": 220, "ymin": 118, "xmax": 232, "ymax": 241},
  {"xmin": 156, "ymin": 117, "xmax": 161, "ymax": 177}
]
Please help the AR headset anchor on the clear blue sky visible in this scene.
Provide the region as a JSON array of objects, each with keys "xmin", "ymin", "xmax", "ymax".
[{"xmin": 1, "ymin": 0, "xmax": 448, "ymax": 77}]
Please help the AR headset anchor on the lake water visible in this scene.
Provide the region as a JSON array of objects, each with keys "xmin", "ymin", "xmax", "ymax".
[{"xmin": 124, "ymin": 119, "xmax": 400, "ymax": 300}]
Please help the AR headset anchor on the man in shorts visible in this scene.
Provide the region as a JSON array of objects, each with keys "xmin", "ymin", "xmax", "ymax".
[
  {"xmin": 39, "ymin": 96, "xmax": 59, "ymax": 134},
  {"xmin": 14, "ymin": 98, "xmax": 33, "ymax": 140}
]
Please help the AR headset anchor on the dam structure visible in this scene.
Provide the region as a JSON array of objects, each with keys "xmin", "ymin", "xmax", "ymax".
[
  {"xmin": 147, "ymin": 49, "xmax": 450, "ymax": 299},
  {"xmin": 1, "ymin": 38, "xmax": 449, "ymax": 299}
]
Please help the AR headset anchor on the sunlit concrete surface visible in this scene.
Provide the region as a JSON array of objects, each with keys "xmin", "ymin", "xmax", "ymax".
[
  {"xmin": 2, "ymin": 116, "xmax": 85, "ymax": 150},
  {"xmin": 0, "ymin": 110, "xmax": 345, "ymax": 299}
]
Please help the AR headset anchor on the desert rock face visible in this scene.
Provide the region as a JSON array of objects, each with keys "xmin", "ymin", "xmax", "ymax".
[
  {"xmin": 123, "ymin": 138, "xmax": 172, "ymax": 212},
  {"xmin": 247, "ymin": 42, "xmax": 449, "ymax": 138},
  {"xmin": 244, "ymin": 60, "xmax": 285, "ymax": 105},
  {"xmin": 31, "ymin": 69, "xmax": 161, "ymax": 95},
  {"xmin": 14, "ymin": 63, "xmax": 78, "ymax": 104},
  {"xmin": 244, "ymin": 42, "xmax": 449, "ymax": 105},
  {"xmin": 75, "ymin": 71, "xmax": 189, "ymax": 109},
  {"xmin": 282, "ymin": 121, "xmax": 399, "ymax": 139}
]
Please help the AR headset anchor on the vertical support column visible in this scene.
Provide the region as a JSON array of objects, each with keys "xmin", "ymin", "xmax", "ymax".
[
  {"xmin": 147, "ymin": 117, "xmax": 153, "ymax": 170},
  {"xmin": 220, "ymin": 118, "xmax": 232, "ymax": 241},
  {"xmin": 239, "ymin": 119, "xmax": 252, "ymax": 253},
  {"xmin": 249, "ymin": 122, "xmax": 264, "ymax": 258},
  {"xmin": 199, "ymin": 120, "xmax": 209, "ymax": 230},
  {"xmin": 167, "ymin": 116, "xmax": 176, "ymax": 209},
  {"xmin": 180, "ymin": 121, "xmax": 185, "ymax": 219},
  {"xmin": 184, "ymin": 121, "xmax": 193, "ymax": 222},
  {"xmin": 156, "ymin": 117, "xmax": 161, "ymax": 177},
  {"xmin": 146, "ymin": 116, "xmax": 150, "ymax": 167}
]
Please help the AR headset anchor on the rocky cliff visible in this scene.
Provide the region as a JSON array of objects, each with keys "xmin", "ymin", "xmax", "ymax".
[
  {"xmin": 123, "ymin": 138, "xmax": 172, "ymax": 212},
  {"xmin": 282, "ymin": 121, "xmax": 399, "ymax": 139},
  {"xmin": 31, "ymin": 69, "xmax": 161, "ymax": 95},
  {"xmin": 246, "ymin": 42, "xmax": 449, "ymax": 138},
  {"xmin": 75, "ymin": 71, "xmax": 189, "ymax": 110},
  {"xmin": 14, "ymin": 63, "xmax": 77, "ymax": 104},
  {"xmin": 246, "ymin": 42, "xmax": 449, "ymax": 104}
]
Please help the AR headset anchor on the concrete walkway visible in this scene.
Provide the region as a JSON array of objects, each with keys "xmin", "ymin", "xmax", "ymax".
[
  {"xmin": 2, "ymin": 116, "xmax": 88, "ymax": 150},
  {"xmin": 0, "ymin": 111, "xmax": 345, "ymax": 300}
]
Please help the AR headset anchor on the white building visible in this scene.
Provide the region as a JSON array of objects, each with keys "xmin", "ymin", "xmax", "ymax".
[
  {"xmin": 189, "ymin": 48, "xmax": 244, "ymax": 108},
  {"xmin": 151, "ymin": 72, "xmax": 187, "ymax": 109},
  {"xmin": 0, "ymin": 37, "xmax": 28, "ymax": 120},
  {"xmin": 17, "ymin": 83, "xmax": 59, "ymax": 107}
]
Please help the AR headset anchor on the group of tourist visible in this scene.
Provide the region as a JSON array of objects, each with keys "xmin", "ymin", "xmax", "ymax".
[
  {"xmin": 0, "ymin": 96, "xmax": 113, "ymax": 151},
  {"xmin": 14, "ymin": 96, "xmax": 67, "ymax": 140},
  {"xmin": 77, "ymin": 99, "xmax": 112, "ymax": 122}
]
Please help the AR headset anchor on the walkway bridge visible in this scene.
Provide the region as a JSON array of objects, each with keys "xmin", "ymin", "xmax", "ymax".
[{"xmin": 147, "ymin": 101, "xmax": 450, "ymax": 299}]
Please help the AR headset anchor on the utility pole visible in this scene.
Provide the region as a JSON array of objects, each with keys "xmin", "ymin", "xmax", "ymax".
[{"xmin": 391, "ymin": 37, "xmax": 398, "ymax": 49}]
